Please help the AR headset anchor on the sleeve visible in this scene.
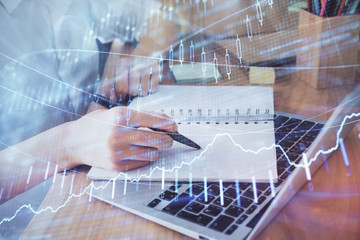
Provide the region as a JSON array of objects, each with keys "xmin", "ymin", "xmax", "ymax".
[
  {"xmin": 88, "ymin": 0, "xmax": 162, "ymax": 44},
  {"xmin": 53, "ymin": 0, "xmax": 162, "ymax": 116},
  {"xmin": 53, "ymin": 0, "xmax": 99, "ymax": 116}
]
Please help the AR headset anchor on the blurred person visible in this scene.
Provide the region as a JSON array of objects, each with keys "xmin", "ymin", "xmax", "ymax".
[{"xmin": 0, "ymin": 0, "xmax": 180, "ymax": 202}]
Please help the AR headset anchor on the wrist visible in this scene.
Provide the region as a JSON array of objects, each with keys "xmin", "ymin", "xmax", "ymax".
[
  {"xmin": 87, "ymin": 101, "xmax": 106, "ymax": 113},
  {"xmin": 56, "ymin": 121, "xmax": 82, "ymax": 169}
]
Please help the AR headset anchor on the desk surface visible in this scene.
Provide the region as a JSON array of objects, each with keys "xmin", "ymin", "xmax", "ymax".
[
  {"xmin": 21, "ymin": 127, "xmax": 360, "ymax": 240},
  {"xmin": 17, "ymin": 64, "xmax": 360, "ymax": 239}
]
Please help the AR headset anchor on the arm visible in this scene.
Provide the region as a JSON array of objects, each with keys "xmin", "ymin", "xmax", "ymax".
[
  {"xmin": 0, "ymin": 107, "xmax": 176, "ymax": 204},
  {"xmin": 94, "ymin": 6, "xmax": 182, "ymax": 107},
  {"xmin": 0, "ymin": 121, "xmax": 74, "ymax": 204}
]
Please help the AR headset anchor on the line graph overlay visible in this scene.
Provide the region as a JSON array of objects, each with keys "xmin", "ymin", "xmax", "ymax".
[{"xmin": 1, "ymin": 112, "xmax": 359, "ymax": 225}]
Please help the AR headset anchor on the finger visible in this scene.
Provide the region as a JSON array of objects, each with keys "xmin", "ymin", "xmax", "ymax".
[
  {"xmin": 141, "ymin": 60, "xmax": 157, "ymax": 96},
  {"xmin": 98, "ymin": 39, "xmax": 124, "ymax": 98},
  {"xmin": 150, "ymin": 64, "xmax": 159, "ymax": 94},
  {"xmin": 113, "ymin": 107, "xmax": 177, "ymax": 132},
  {"xmin": 111, "ymin": 160, "xmax": 150, "ymax": 172},
  {"xmin": 140, "ymin": 72, "xmax": 149, "ymax": 97},
  {"xmin": 109, "ymin": 82, "xmax": 117, "ymax": 102},
  {"xmin": 111, "ymin": 128, "xmax": 173, "ymax": 149},
  {"xmin": 97, "ymin": 67, "xmax": 114, "ymax": 96},
  {"xmin": 112, "ymin": 145, "xmax": 159, "ymax": 161},
  {"xmin": 128, "ymin": 67, "xmax": 140, "ymax": 96},
  {"xmin": 115, "ymin": 59, "xmax": 129, "ymax": 101},
  {"xmin": 152, "ymin": 74, "xmax": 159, "ymax": 94},
  {"xmin": 147, "ymin": 66, "xmax": 155, "ymax": 95}
]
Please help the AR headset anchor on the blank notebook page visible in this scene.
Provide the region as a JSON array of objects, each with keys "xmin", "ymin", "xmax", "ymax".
[{"xmin": 88, "ymin": 85, "xmax": 277, "ymax": 182}]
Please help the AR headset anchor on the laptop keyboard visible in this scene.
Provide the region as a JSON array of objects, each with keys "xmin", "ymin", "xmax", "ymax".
[{"xmin": 146, "ymin": 114, "xmax": 324, "ymax": 235}]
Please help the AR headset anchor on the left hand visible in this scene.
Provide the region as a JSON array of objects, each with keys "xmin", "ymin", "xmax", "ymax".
[{"xmin": 96, "ymin": 39, "xmax": 160, "ymax": 103}]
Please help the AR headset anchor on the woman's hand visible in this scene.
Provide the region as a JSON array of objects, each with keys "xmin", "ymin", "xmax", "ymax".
[
  {"xmin": 96, "ymin": 39, "xmax": 160, "ymax": 104},
  {"xmin": 69, "ymin": 106, "xmax": 176, "ymax": 171}
]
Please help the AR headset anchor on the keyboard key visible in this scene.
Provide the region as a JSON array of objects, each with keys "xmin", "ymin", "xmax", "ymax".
[
  {"xmin": 214, "ymin": 196, "xmax": 232, "ymax": 207},
  {"xmin": 274, "ymin": 116, "xmax": 289, "ymax": 128},
  {"xmin": 274, "ymin": 179, "xmax": 283, "ymax": 187},
  {"xmin": 313, "ymin": 123, "xmax": 324, "ymax": 131},
  {"xmin": 277, "ymin": 157, "xmax": 290, "ymax": 168},
  {"xmin": 196, "ymin": 193, "xmax": 215, "ymax": 204},
  {"xmin": 275, "ymin": 133, "xmax": 286, "ymax": 143},
  {"xmin": 208, "ymin": 184, "xmax": 221, "ymax": 196},
  {"xmin": 236, "ymin": 215, "xmax": 248, "ymax": 224},
  {"xmin": 239, "ymin": 197, "xmax": 253, "ymax": 208},
  {"xmin": 209, "ymin": 215, "xmax": 235, "ymax": 232},
  {"xmin": 185, "ymin": 202, "xmax": 205, "ymax": 214},
  {"xmin": 256, "ymin": 183, "xmax": 270, "ymax": 191},
  {"xmin": 277, "ymin": 126, "xmax": 294, "ymax": 134},
  {"xmin": 243, "ymin": 188, "xmax": 261, "ymax": 199},
  {"xmin": 284, "ymin": 133, "xmax": 303, "ymax": 142},
  {"xmin": 277, "ymin": 166, "xmax": 286, "ymax": 175},
  {"xmin": 286, "ymin": 118, "xmax": 302, "ymax": 127},
  {"xmin": 290, "ymin": 130, "xmax": 306, "ymax": 137},
  {"xmin": 299, "ymin": 140, "xmax": 312, "ymax": 148},
  {"xmin": 224, "ymin": 188, "xmax": 237, "ymax": 199},
  {"xmin": 225, "ymin": 225, "xmax": 238, "ymax": 235},
  {"xmin": 256, "ymin": 196, "xmax": 267, "ymax": 205},
  {"xmin": 305, "ymin": 125, "xmax": 322, "ymax": 139},
  {"xmin": 162, "ymin": 193, "xmax": 195, "ymax": 215},
  {"xmin": 264, "ymin": 188, "xmax": 272, "ymax": 196},
  {"xmin": 177, "ymin": 211, "xmax": 213, "ymax": 227},
  {"xmin": 290, "ymin": 143, "xmax": 307, "ymax": 155},
  {"xmin": 296, "ymin": 121, "xmax": 315, "ymax": 130},
  {"xmin": 287, "ymin": 151, "xmax": 300, "ymax": 161},
  {"xmin": 303, "ymin": 133, "xmax": 317, "ymax": 141},
  {"xmin": 147, "ymin": 198, "xmax": 161, "ymax": 208},
  {"xmin": 169, "ymin": 183, "xmax": 182, "ymax": 191},
  {"xmin": 186, "ymin": 185, "xmax": 204, "ymax": 195},
  {"xmin": 279, "ymin": 139, "xmax": 295, "ymax": 151},
  {"xmin": 223, "ymin": 182, "xmax": 233, "ymax": 188},
  {"xmin": 246, "ymin": 205, "xmax": 258, "ymax": 214},
  {"xmin": 203, "ymin": 204, "xmax": 222, "ymax": 217},
  {"xmin": 294, "ymin": 142, "xmax": 308, "ymax": 150},
  {"xmin": 239, "ymin": 182, "xmax": 251, "ymax": 190},
  {"xmin": 225, "ymin": 205, "xmax": 244, "ymax": 217},
  {"xmin": 159, "ymin": 190, "xmax": 178, "ymax": 201},
  {"xmin": 280, "ymin": 172, "xmax": 290, "ymax": 180},
  {"xmin": 276, "ymin": 148, "xmax": 284, "ymax": 157}
]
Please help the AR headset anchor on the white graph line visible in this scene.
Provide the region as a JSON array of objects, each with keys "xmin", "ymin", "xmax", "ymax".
[{"xmin": 1, "ymin": 111, "xmax": 359, "ymax": 225}]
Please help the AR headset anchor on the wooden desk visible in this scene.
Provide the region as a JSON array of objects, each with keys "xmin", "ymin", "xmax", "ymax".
[{"xmin": 21, "ymin": 69, "xmax": 360, "ymax": 239}]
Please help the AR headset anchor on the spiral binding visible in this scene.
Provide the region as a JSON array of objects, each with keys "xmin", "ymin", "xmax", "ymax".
[{"xmin": 159, "ymin": 108, "xmax": 272, "ymax": 124}]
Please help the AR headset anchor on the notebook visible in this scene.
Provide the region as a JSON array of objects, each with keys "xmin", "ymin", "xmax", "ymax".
[{"xmin": 87, "ymin": 85, "xmax": 277, "ymax": 182}]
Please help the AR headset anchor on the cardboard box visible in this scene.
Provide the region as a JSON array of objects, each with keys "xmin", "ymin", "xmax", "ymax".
[{"xmin": 296, "ymin": 9, "xmax": 360, "ymax": 89}]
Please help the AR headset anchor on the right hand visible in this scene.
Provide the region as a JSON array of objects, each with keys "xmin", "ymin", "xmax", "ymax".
[{"xmin": 68, "ymin": 106, "xmax": 177, "ymax": 172}]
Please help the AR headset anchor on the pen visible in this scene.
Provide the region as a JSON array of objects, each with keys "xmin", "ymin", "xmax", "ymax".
[
  {"xmin": 337, "ymin": 0, "xmax": 347, "ymax": 15},
  {"xmin": 319, "ymin": 0, "xmax": 328, "ymax": 17},
  {"xmin": 314, "ymin": 0, "xmax": 320, "ymax": 15},
  {"xmin": 90, "ymin": 94, "xmax": 201, "ymax": 150}
]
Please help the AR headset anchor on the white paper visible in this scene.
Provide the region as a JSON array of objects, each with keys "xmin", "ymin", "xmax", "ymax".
[{"xmin": 88, "ymin": 85, "xmax": 277, "ymax": 182}]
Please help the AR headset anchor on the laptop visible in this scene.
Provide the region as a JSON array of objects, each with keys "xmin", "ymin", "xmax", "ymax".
[{"xmin": 87, "ymin": 84, "xmax": 360, "ymax": 240}]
